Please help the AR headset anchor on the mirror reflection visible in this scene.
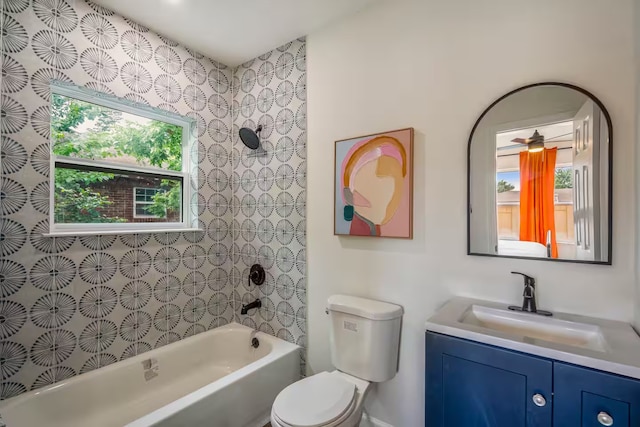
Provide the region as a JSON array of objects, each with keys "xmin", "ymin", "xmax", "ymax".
[{"xmin": 468, "ymin": 83, "xmax": 611, "ymax": 264}]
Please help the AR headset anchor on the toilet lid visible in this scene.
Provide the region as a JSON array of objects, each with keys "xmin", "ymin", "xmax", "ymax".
[{"xmin": 273, "ymin": 372, "xmax": 356, "ymax": 427}]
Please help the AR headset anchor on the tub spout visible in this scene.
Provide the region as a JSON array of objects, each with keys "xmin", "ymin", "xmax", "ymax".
[{"xmin": 241, "ymin": 299, "xmax": 262, "ymax": 315}]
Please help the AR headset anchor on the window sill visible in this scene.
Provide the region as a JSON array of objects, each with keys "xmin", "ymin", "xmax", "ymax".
[{"xmin": 43, "ymin": 228, "xmax": 204, "ymax": 237}]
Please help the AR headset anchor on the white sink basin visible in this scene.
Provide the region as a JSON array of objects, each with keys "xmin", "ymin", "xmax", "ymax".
[
  {"xmin": 426, "ymin": 297, "xmax": 640, "ymax": 381},
  {"xmin": 459, "ymin": 305, "xmax": 607, "ymax": 352}
]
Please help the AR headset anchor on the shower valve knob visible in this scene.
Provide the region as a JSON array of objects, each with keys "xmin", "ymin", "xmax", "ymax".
[{"xmin": 249, "ymin": 264, "xmax": 265, "ymax": 286}]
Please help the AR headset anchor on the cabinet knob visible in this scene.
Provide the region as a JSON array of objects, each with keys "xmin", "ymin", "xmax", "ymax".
[
  {"xmin": 532, "ymin": 393, "xmax": 546, "ymax": 407},
  {"xmin": 597, "ymin": 411, "xmax": 613, "ymax": 426}
]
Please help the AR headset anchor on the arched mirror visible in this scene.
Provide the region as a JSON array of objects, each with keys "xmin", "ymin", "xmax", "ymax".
[{"xmin": 468, "ymin": 83, "xmax": 612, "ymax": 264}]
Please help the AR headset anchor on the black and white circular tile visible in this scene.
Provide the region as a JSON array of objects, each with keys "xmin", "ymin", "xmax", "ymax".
[{"xmin": 1, "ymin": 0, "xmax": 305, "ymax": 395}]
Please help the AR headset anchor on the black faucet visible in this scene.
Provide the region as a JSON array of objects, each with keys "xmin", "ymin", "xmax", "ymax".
[
  {"xmin": 241, "ymin": 299, "xmax": 262, "ymax": 315},
  {"xmin": 508, "ymin": 272, "xmax": 552, "ymax": 316}
]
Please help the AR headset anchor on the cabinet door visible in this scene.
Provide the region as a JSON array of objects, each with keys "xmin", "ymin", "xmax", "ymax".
[
  {"xmin": 554, "ymin": 362, "xmax": 640, "ymax": 426},
  {"xmin": 425, "ymin": 332, "xmax": 553, "ymax": 427}
]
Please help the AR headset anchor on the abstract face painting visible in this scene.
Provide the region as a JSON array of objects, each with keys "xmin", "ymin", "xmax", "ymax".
[{"xmin": 334, "ymin": 128, "xmax": 413, "ymax": 238}]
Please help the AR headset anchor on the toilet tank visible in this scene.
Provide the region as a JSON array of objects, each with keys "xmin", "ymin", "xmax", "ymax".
[{"xmin": 327, "ymin": 295, "xmax": 403, "ymax": 382}]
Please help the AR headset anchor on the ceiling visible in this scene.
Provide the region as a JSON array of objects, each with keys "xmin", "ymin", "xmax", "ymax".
[
  {"xmin": 496, "ymin": 121, "xmax": 574, "ymax": 149},
  {"xmin": 92, "ymin": 0, "xmax": 379, "ymax": 66}
]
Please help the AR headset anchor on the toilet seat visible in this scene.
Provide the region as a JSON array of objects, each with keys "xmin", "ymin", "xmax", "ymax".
[
  {"xmin": 272, "ymin": 372, "xmax": 357, "ymax": 427},
  {"xmin": 271, "ymin": 398, "xmax": 356, "ymax": 427}
]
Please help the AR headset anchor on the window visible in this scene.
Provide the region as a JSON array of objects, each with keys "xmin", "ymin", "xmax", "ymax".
[
  {"xmin": 496, "ymin": 171, "xmax": 520, "ymax": 240},
  {"xmin": 134, "ymin": 188, "xmax": 166, "ymax": 219},
  {"xmin": 49, "ymin": 83, "xmax": 196, "ymax": 234},
  {"xmin": 554, "ymin": 166, "xmax": 573, "ymax": 190}
]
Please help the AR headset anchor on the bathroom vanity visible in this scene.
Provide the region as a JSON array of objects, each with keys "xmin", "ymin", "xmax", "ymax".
[{"xmin": 425, "ymin": 298, "xmax": 640, "ymax": 426}]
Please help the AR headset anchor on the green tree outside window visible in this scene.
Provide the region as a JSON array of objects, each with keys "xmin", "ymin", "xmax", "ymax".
[
  {"xmin": 497, "ymin": 179, "xmax": 515, "ymax": 193},
  {"xmin": 52, "ymin": 94, "xmax": 184, "ymax": 223},
  {"xmin": 555, "ymin": 167, "xmax": 573, "ymax": 189}
]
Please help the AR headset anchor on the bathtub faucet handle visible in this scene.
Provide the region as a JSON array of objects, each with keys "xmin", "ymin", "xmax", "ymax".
[{"xmin": 248, "ymin": 264, "xmax": 265, "ymax": 287}]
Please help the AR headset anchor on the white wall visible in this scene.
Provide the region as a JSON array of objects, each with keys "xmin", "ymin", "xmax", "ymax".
[
  {"xmin": 306, "ymin": 1, "xmax": 636, "ymax": 425},
  {"xmin": 635, "ymin": 0, "xmax": 640, "ymax": 332}
]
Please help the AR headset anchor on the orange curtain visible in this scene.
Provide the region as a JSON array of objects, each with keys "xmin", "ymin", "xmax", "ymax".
[{"xmin": 519, "ymin": 147, "xmax": 558, "ymax": 258}]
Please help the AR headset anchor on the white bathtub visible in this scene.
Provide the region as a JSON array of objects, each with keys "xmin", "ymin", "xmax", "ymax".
[{"xmin": 0, "ymin": 323, "xmax": 300, "ymax": 427}]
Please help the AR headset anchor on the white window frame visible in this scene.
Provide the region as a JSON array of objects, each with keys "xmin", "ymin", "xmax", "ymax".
[
  {"xmin": 48, "ymin": 82, "xmax": 198, "ymax": 236},
  {"xmin": 133, "ymin": 187, "xmax": 167, "ymax": 219}
]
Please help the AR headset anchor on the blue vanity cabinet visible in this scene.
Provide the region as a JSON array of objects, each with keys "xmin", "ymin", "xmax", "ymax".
[
  {"xmin": 426, "ymin": 331, "xmax": 640, "ymax": 427},
  {"xmin": 425, "ymin": 332, "xmax": 553, "ymax": 427},
  {"xmin": 554, "ymin": 362, "xmax": 640, "ymax": 426}
]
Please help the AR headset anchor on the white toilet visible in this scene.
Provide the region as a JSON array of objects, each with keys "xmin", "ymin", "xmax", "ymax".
[{"xmin": 270, "ymin": 295, "xmax": 403, "ymax": 427}]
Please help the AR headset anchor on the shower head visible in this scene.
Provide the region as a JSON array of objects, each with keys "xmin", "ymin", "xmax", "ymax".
[{"xmin": 239, "ymin": 125, "xmax": 262, "ymax": 150}]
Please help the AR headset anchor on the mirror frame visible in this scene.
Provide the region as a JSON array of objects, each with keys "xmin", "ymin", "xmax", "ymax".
[{"xmin": 467, "ymin": 82, "xmax": 613, "ymax": 265}]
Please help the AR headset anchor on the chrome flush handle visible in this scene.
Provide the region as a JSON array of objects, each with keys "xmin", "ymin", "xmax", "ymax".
[{"xmin": 532, "ymin": 393, "xmax": 546, "ymax": 407}]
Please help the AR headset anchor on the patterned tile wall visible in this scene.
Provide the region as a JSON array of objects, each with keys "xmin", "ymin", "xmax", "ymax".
[
  {"xmin": 230, "ymin": 39, "xmax": 307, "ymax": 375},
  {"xmin": 0, "ymin": 0, "xmax": 235, "ymax": 399}
]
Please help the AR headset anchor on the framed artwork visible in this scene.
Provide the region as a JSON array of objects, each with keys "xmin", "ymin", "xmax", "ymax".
[{"xmin": 334, "ymin": 127, "xmax": 414, "ymax": 239}]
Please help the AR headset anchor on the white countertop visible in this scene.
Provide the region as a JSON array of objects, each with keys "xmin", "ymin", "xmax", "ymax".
[{"xmin": 425, "ymin": 296, "xmax": 640, "ymax": 380}]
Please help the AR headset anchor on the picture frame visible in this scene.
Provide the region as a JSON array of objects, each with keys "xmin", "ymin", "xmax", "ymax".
[{"xmin": 334, "ymin": 127, "xmax": 414, "ymax": 239}]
